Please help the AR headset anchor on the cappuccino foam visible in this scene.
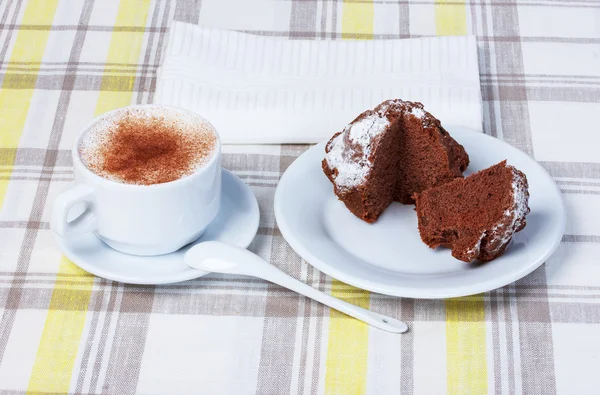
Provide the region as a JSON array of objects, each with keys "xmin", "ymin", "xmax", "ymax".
[{"xmin": 79, "ymin": 107, "xmax": 217, "ymax": 185}]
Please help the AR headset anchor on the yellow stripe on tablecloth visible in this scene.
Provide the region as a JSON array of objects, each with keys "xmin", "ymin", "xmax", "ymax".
[
  {"xmin": 341, "ymin": 0, "xmax": 374, "ymax": 39},
  {"xmin": 0, "ymin": 0, "xmax": 59, "ymax": 210},
  {"xmin": 325, "ymin": 283, "xmax": 370, "ymax": 395},
  {"xmin": 95, "ymin": 0, "xmax": 152, "ymax": 115},
  {"xmin": 436, "ymin": 4, "xmax": 487, "ymax": 394},
  {"xmin": 446, "ymin": 296, "xmax": 488, "ymax": 394},
  {"xmin": 28, "ymin": 258, "xmax": 95, "ymax": 393},
  {"xmin": 28, "ymin": 1, "xmax": 152, "ymax": 392},
  {"xmin": 324, "ymin": 3, "xmax": 373, "ymax": 394},
  {"xmin": 435, "ymin": 0, "xmax": 467, "ymax": 36}
]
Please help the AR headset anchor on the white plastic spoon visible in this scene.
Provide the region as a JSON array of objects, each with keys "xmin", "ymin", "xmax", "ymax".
[{"xmin": 185, "ymin": 241, "xmax": 408, "ymax": 333}]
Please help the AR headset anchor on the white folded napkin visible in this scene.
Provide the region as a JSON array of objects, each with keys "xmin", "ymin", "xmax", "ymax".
[{"xmin": 155, "ymin": 21, "xmax": 482, "ymax": 144}]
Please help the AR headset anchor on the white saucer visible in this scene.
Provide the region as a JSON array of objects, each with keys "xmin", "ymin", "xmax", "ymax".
[
  {"xmin": 53, "ymin": 169, "xmax": 259, "ymax": 284},
  {"xmin": 274, "ymin": 127, "xmax": 567, "ymax": 299}
]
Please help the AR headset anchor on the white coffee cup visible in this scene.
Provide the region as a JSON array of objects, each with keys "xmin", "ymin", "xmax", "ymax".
[{"xmin": 51, "ymin": 105, "xmax": 222, "ymax": 256}]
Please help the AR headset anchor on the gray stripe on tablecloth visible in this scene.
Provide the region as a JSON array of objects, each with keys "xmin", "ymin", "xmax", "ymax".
[
  {"xmin": 398, "ymin": 0, "xmax": 410, "ymax": 36},
  {"xmin": 0, "ymin": 73, "xmax": 154, "ymax": 91},
  {"xmin": 492, "ymin": 3, "xmax": 534, "ymax": 155},
  {"xmin": 0, "ymin": 175, "xmax": 72, "ymax": 181},
  {"xmin": 550, "ymin": 302, "xmax": 600, "ymax": 323},
  {"xmin": 256, "ymin": 145, "xmax": 308, "ymax": 395},
  {"xmin": 0, "ymin": 2, "xmax": 12, "ymax": 61},
  {"xmin": 0, "ymin": 0, "xmax": 23, "ymax": 88},
  {"xmin": 0, "ymin": 168, "xmax": 72, "ymax": 174},
  {"xmin": 2, "ymin": 281, "xmax": 600, "ymax": 317},
  {"xmin": 561, "ymin": 189, "xmax": 600, "ymax": 195},
  {"xmin": 101, "ymin": 286, "xmax": 155, "ymax": 394},
  {"xmin": 516, "ymin": 265, "xmax": 557, "ymax": 394},
  {"xmin": 297, "ymin": 265, "xmax": 314, "ymax": 395},
  {"xmin": 490, "ymin": 290, "xmax": 502, "ymax": 394},
  {"xmin": 2, "ymin": 67, "xmax": 137, "ymax": 74},
  {"xmin": 0, "ymin": 63, "xmax": 158, "ymax": 72},
  {"xmin": 86, "ymin": 286, "xmax": 119, "ymax": 394},
  {"xmin": 8, "ymin": 275, "xmax": 600, "ymax": 297},
  {"xmin": 482, "ymin": 78, "xmax": 600, "ymax": 85},
  {"xmin": 496, "ymin": 36, "xmax": 600, "ymax": 44},
  {"xmin": 320, "ymin": 0, "xmax": 327, "ymax": 39},
  {"xmin": 0, "ymin": 221, "xmax": 49, "ymax": 229},
  {"xmin": 481, "ymin": 85, "xmax": 600, "ymax": 102},
  {"xmin": 147, "ymin": 0, "xmax": 173, "ymax": 104},
  {"xmin": 174, "ymin": 0, "xmax": 202, "ymax": 24},
  {"xmin": 223, "ymin": 152, "xmax": 283, "ymax": 173},
  {"xmin": 151, "ymin": 284, "xmax": 270, "ymax": 316},
  {"xmin": 475, "ymin": 0, "xmax": 500, "ymax": 138},
  {"xmin": 290, "ymin": 0, "xmax": 318, "ymax": 39},
  {"xmin": 0, "ymin": 0, "xmax": 91, "ymax": 366},
  {"xmin": 0, "ymin": 148, "xmax": 71, "ymax": 166},
  {"xmin": 301, "ymin": 267, "xmax": 326, "ymax": 395},
  {"xmin": 400, "ymin": 298, "xmax": 415, "ymax": 395},
  {"xmin": 481, "ymin": 73, "xmax": 600, "ymax": 80},
  {"xmin": 505, "ymin": 286, "xmax": 518, "ymax": 395},
  {"xmin": 134, "ymin": 0, "xmax": 161, "ymax": 105},
  {"xmin": 75, "ymin": 278, "xmax": 108, "ymax": 393},
  {"xmin": 557, "ymin": 179, "xmax": 600, "ymax": 187},
  {"xmin": 562, "ymin": 234, "xmax": 600, "ymax": 243},
  {"xmin": 279, "ymin": 145, "xmax": 311, "ymax": 170},
  {"xmin": 88, "ymin": 285, "xmax": 119, "ymax": 393},
  {"xmin": 331, "ymin": 0, "xmax": 338, "ymax": 40},
  {"xmin": 310, "ymin": 270, "xmax": 326, "ymax": 395},
  {"xmin": 2, "ymin": 60, "xmax": 158, "ymax": 67},
  {"xmin": 8, "ymin": 271, "xmax": 600, "ymax": 292},
  {"xmin": 414, "ymin": 299, "xmax": 446, "ymax": 321},
  {"xmin": 540, "ymin": 161, "xmax": 600, "ymax": 179},
  {"xmin": 256, "ymin": 235, "xmax": 302, "ymax": 395}
]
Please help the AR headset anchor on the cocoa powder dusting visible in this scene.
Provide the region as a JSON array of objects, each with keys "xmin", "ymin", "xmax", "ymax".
[{"xmin": 82, "ymin": 112, "xmax": 216, "ymax": 185}]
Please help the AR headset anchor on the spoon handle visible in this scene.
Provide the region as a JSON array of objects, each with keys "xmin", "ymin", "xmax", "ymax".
[
  {"xmin": 185, "ymin": 242, "xmax": 408, "ymax": 333},
  {"xmin": 259, "ymin": 265, "xmax": 407, "ymax": 333}
]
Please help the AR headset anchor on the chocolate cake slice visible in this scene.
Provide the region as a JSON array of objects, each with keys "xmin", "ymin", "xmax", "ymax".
[
  {"xmin": 414, "ymin": 161, "xmax": 530, "ymax": 262},
  {"xmin": 322, "ymin": 99, "xmax": 469, "ymax": 223}
]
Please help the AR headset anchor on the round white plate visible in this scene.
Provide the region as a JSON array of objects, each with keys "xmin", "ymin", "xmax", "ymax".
[
  {"xmin": 274, "ymin": 127, "xmax": 567, "ymax": 298},
  {"xmin": 53, "ymin": 169, "xmax": 260, "ymax": 284}
]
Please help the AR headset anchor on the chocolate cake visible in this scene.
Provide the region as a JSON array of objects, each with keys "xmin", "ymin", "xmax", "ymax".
[
  {"xmin": 322, "ymin": 99, "xmax": 469, "ymax": 223},
  {"xmin": 414, "ymin": 161, "xmax": 530, "ymax": 262}
]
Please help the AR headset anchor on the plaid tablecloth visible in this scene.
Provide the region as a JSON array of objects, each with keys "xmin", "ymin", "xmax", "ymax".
[{"xmin": 1, "ymin": 1, "xmax": 599, "ymax": 394}]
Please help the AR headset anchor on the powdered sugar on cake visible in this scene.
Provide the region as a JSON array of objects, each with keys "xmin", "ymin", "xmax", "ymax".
[
  {"xmin": 324, "ymin": 99, "xmax": 430, "ymax": 191},
  {"xmin": 409, "ymin": 107, "xmax": 425, "ymax": 118},
  {"xmin": 465, "ymin": 231, "xmax": 486, "ymax": 260},
  {"xmin": 510, "ymin": 170, "xmax": 529, "ymax": 230},
  {"xmin": 324, "ymin": 113, "xmax": 390, "ymax": 189},
  {"xmin": 483, "ymin": 167, "xmax": 530, "ymax": 255}
]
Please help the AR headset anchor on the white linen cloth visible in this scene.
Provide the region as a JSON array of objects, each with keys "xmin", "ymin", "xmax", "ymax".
[{"xmin": 155, "ymin": 21, "xmax": 482, "ymax": 143}]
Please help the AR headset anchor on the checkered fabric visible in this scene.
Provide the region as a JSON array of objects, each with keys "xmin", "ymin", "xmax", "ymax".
[{"xmin": 0, "ymin": 0, "xmax": 598, "ymax": 394}]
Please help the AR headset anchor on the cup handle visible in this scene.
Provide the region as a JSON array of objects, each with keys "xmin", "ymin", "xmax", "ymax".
[{"xmin": 51, "ymin": 184, "xmax": 97, "ymax": 237}]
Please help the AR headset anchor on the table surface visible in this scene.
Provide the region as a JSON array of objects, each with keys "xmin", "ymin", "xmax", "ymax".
[{"xmin": 1, "ymin": 1, "xmax": 599, "ymax": 394}]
